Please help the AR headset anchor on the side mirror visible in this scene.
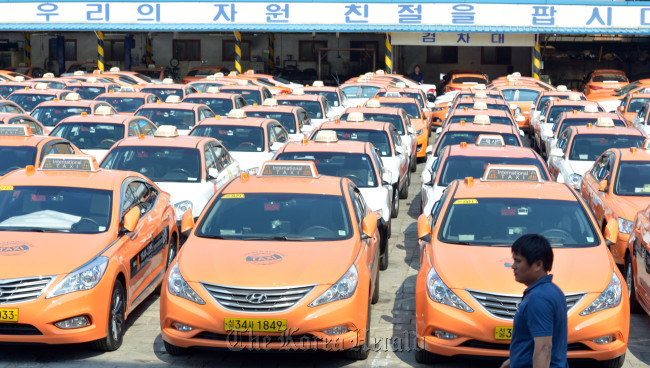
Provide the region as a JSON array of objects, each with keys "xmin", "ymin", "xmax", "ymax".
[
  {"xmin": 550, "ymin": 148, "xmax": 564, "ymax": 158},
  {"xmin": 599, "ymin": 180, "xmax": 608, "ymax": 192},
  {"xmin": 422, "ymin": 169, "xmax": 434, "ymax": 186},
  {"xmin": 395, "ymin": 145, "xmax": 405, "ymax": 155},
  {"xmin": 123, "ymin": 206, "xmax": 140, "ymax": 233},
  {"xmin": 519, "ymin": 130, "xmax": 525, "ymax": 137},
  {"xmin": 207, "ymin": 167, "xmax": 219, "ymax": 179},
  {"xmin": 435, "ymin": 127, "xmax": 442, "ymax": 134},
  {"xmin": 603, "ymin": 221, "xmax": 618, "ymax": 245},
  {"xmin": 617, "ymin": 106, "xmax": 624, "ymax": 113},
  {"xmin": 382, "ymin": 171, "xmax": 392, "ymax": 185},
  {"xmin": 539, "ymin": 116, "xmax": 546, "ymax": 122},
  {"xmin": 361, "ymin": 213, "xmax": 378, "ymax": 239},
  {"xmin": 407, "ymin": 127, "xmax": 415, "ymax": 135},
  {"xmin": 181, "ymin": 209, "xmax": 195, "ymax": 235},
  {"xmin": 417, "ymin": 214, "xmax": 432, "ymax": 242},
  {"xmin": 270, "ymin": 141, "xmax": 284, "ymax": 151}
]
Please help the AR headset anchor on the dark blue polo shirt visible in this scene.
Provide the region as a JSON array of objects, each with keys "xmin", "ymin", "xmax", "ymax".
[{"xmin": 509, "ymin": 274, "xmax": 569, "ymax": 368}]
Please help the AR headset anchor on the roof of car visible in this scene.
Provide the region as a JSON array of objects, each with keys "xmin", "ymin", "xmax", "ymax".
[
  {"xmin": 276, "ymin": 94, "xmax": 324, "ymax": 102},
  {"xmin": 113, "ymin": 134, "xmax": 216, "ymax": 149},
  {"xmin": 57, "ymin": 113, "xmax": 137, "ymax": 125},
  {"xmin": 138, "ymin": 102, "xmax": 202, "ymax": 110},
  {"xmin": 219, "ymin": 85, "xmax": 266, "ymax": 91},
  {"xmin": 448, "ymin": 108, "xmax": 512, "ymax": 118},
  {"xmin": 142, "ymin": 84, "xmax": 186, "ymax": 89},
  {"xmin": 343, "ymin": 106, "xmax": 405, "ymax": 115},
  {"xmin": 374, "ymin": 96, "xmax": 419, "ymax": 105},
  {"xmin": 303, "ymin": 86, "xmax": 340, "ymax": 92},
  {"xmin": 570, "ymin": 125, "xmax": 643, "ymax": 136},
  {"xmin": 9, "ymin": 89, "xmax": 67, "ymax": 96},
  {"xmin": 317, "ymin": 120, "xmax": 393, "ymax": 132},
  {"xmin": 183, "ymin": 92, "xmax": 239, "ymax": 100},
  {"xmin": 96, "ymin": 92, "xmax": 156, "ymax": 99},
  {"xmin": 195, "ymin": 116, "xmax": 273, "ymax": 127},
  {"xmin": 1, "ymin": 166, "xmax": 131, "ymax": 191},
  {"xmin": 34, "ymin": 99, "xmax": 107, "ymax": 108},
  {"xmin": 221, "ymin": 173, "xmax": 345, "ymax": 196},
  {"xmin": 557, "ymin": 111, "xmax": 620, "ymax": 121},
  {"xmin": 451, "ymin": 179, "xmax": 577, "ymax": 200},
  {"xmin": 443, "ymin": 122, "xmax": 519, "ymax": 134},
  {"xmin": 0, "ymin": 134, "xmax": 59, "ymax": 147},
  {"xmin": 241, "ymin": 105, "xmax": 301, "ymax": 113},
  {"xmin": 444, "ymin": 144, "xmax": 538, "ymax": 159},
  {"xmin": 279, "ymin": 139, "xmax": 372, "ymax": 154}
]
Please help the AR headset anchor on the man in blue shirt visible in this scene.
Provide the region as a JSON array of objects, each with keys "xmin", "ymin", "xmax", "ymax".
[{"xmin": 500, "ymin": 234, "xmax": 569, "ymax": 368}]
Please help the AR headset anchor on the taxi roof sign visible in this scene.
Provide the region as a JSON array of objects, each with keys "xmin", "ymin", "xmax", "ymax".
[
  {"xmin": 40, "ymin": 154, "xmax": 99, "ymax": 172},
  {"xmin": 473, "ymin": 115, "xmax": 491, "ymax": 125},
  {"xmin": 476, "ymin": 134, "xmax": 505, "ymax": 146},
  {"xmin": 64, "ymin": 93, "xmax": 81, "ymax": 101},
  {"xmin": 346, "ymin": 112, "xmax": 365, "ymax": 122},
  {"xmin": 87, "ymin": 77, "xmax": 98, "ymax": 83},
  {"xmin": 473, "ymin": 102, "xmax": 488, "ymax": 110},
  {"xmin": 366, "ymin": 99, "xmax": 381, "ymax": 108},
  {"xmin": 206, "ymin": 86, "xmax": 220, "ymax": 94},
  {"xmin": 482, "ymin": 165, "xmax": 542, "ymax": 182},
  {"xmin": 596, "ymin": 117, "xmax": 615, "ymax": 127},
  {"xmin": 473, "ymin": 84, "xmax": 486, "ymax": 90},
  {"xmin": 556, "ymin": 85, "xmax": 568, "ymax": 92},
  {"xmin": 162, "ymin": 78, "xmax": 174, "ymax": 85},
  {"xmin": 73, "ymin": 71, "xmax": 85, "ymax": 76},
  {"xmin": 583, "ymin": 105, "xmax": 598, "ymax": 113},
  {"xmin": 13, "ymin": 76, "xmax": 25, "ymax": 82},
  {"xmin": 0, "ymin": 124, "xmax": 32, "ymax": 136},
  {"xmin": 236, "ymin": 80, "xmax": 249, "ymax": 86},
  {"xmin": 314, "ymin": 130, "xmax": 339, "ymax": 143},
  {"xmin": 262, "ymin": 98, "xmax": 278, "ymax": 106},
  {"xmin": 259, "ymin": 161, "xmax": 319, "ymax": 178},
  {"xmin": 154, "ymin": 125, "xmax": 179, "ymax": 137},
  {"xmin": 227, "ymin": 109, "xmax": 246, "ymax": 118},
  {"xmin": 292, "ymin": 88, "xmax": 305, "ymax": 95},
  {"xmin": 568, "ymin": 93, "xmax": 582, "ymax": 101},
  {"xmin": 375, "ymin": 69, "xmax": 385, "ymax": 75},
  {"xmin": 34, "ymin": 83, "xmax": 49, "ymax": 90},
  {"xmin": 43, "ymin": 72, "xmax": 55, "ymax": 78},
  {"xmin": 474, "ymin": 91, "xmax": 488, "ymax": 99},
  {"xmin": 312, "ymin": 81, "xmax": 324, "ymax": 87},
  {"xmin": 109, "ymin": 67, "xmax": 120, "ymax": 72},
  {"xmin": 165, "ymin": 95, "xmax": 181, "ymax": 103},
  {"xmin": 94, "ymin": 106, "xmax": 114, "ymax": 116},
  {"xmin": 395, "ymin": 82, "xmax": 407, "ymax": 88},
  {"xmin": 215, "ymin": 72, "xmax": 225, "ymax": 78}
]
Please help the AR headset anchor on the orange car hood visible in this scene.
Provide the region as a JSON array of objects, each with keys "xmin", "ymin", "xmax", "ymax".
[
  {"xmin": 179, "ymin": 238, "xmax": 358, "ymax": 287},
  {"xmin": 612, "ymin": 196, "xmax": 650, "ymax": 221},
  {"xmin": 0, "ymin": 232, "xmax": 115, "ymax": 278},
  {"xmin": 432, "ymin": 243, "xmax": 611, "ymax": 294}
]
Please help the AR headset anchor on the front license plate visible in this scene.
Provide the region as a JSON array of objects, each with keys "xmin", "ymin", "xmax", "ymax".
[
  {"xmin": 224, "ymin": 318, "xmax": 287, "ymax": 332},
  {"xmin": 0, "ymin": 308, "xmax": 18, "ymax": 322},
  {"xmin": 494, "ymin": 326, "xmax": 513, "ymax": 340}
]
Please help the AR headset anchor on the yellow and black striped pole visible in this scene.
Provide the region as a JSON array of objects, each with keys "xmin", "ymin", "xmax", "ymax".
[
  {"xmin": 234, "ymin": 31, "xmax": 242, "ymax": 74},
  {"xmin": 24, "ymin": 32, "xmax": 31, "ymax": 67},
  {"xmin": 268, "ymin": 33, "xmax": 275, "ymax": 72},
  {"xmin": 145, "ymin": 33, "xmax": 153, "ymax": 65},
  {"xmin": 532, "ymin": 36, "xmax": 541, "ymax": 80},
  {"xmin": 385, "ymin": 32, "xmax": 393, "ymax": 74},
  {"xmin": 97, "ymin": 31, "xmax": 105, "ymax": 72}
]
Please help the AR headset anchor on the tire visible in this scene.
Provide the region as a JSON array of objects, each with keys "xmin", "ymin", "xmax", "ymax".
[
  {"xmin": 391, "ymin": 187, "xmax": 399, "ymax": 219},
  {"xmin": 600, "ymin": 353, "xmax": 625, "ymax": 368},
  {"xmin": 166, "ymin": 234, "xmax": 178, "ymax": 270},
  {"xmin": 410, "ymin": 156, "xmax": 417, "ymax": 173},
  {"xmin": 399, "ymin": 176, "xmax": 409, "ymax": 199},
  {"xmin": 371, "ymin": 266, "xmax": 380, "ymax": 304},
  {"xmin": 625, "ymin": 256, "xmax": 643, "ymax": 314},
  {"xmin": 379, "ymin": 231, "xmax": 389, "ymax": 271},
  {"xmin": 164, "ymin": 340, "xmax": 190, "ymax": 356},
  {"xmin": 415, "ymin": 346, "xmax": 439, "ymax": 364},
  {"xmin": 91, "ymin": 279, "xmax": 126, "ymax": 351},
  {"xmin": 387, "ymin": 218, "xmax": 391, "ymax": 239},
  {"xmin": 345, "ymin": 301, "xmax": 371, "ymax": 360}
]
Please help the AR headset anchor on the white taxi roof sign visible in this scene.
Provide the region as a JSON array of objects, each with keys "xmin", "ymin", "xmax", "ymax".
[
  {"xmin": 385, "ymin": 91, "xmax": 402, "ymax": 98},
  {"xmin": 40, "ymin": 154, "xmax": 99, "ymax": 172},
  {"xmin": 154, "ymin": 125, "xmax": 179, "ymax": 137},
  {"xmin": 214, "ymin": 72, "xmax": 225, "ymax": 78},
  {"xmin": 0, "ymin": 124, "xmax": 33, "ymax": 136},
  {"xmin": 312, "ymin": 81, "xmax": 324, "ymax": 87},
  {"xmin": 473, "ymin": 115, "xmax": 491, "ymax": 125},
  {"xmin": 584, "ymin": 105, "xmax": 598, "ymax": 113},
  {"xmin": 314, "ymin": 130, "xmax": 339, "ymax": 143},
  {"xmin": 259, "ymin": 161, "xmax": 319, "ymax": 178},
  {"xmin": 64, "ymin": 92, "xmax": 81, "ymax": 101},
  {"xmin": 109, "ymin": 67, "xmax": 120, "ymax": 72},
  {"xmin": 473, "ymin": 102, "xmax": 488, "ymax": 110},
  {"xmin": 34, "ymin": 82, "xmax": 49, "ymax": 90},
  {"xmin": 43, "ymin": 73, "xmax": 55, "ymax": 78},
  {"xmin": 596, "ymin": 117, "xmax": 615, "ymax": 127},
  {"xmin": 482, "ymin": 165, "xmax": 542, "ymax": 182},
  {"xmin": 236, "ymin": 80, "xmax": 249, "ymax": 86},
  {"xmin": 476, "ymin": 134, "xmax": 505, "ymax": 146},
  {"xmin": 165, "ymin": 95, "xmax": 181, "ymax": 103},
  {"xmin": 86, "ymin": 77, "xmax": 98, "ymax": 83},
  {"xmin": 395, "ymin": 82, "xmax": 407, "ymax": 88},
  {"xmin": 262, "ymin": 98, "xmax": 278, "ymax": 106},
  {"xmin": 227, "ymin": 109, "xmax": 246, "ymax": 118},
  {"xmin": 292, "ymin": 88, "xmax": 305, "ymax": 95},
  {"xmin": 73, "ymin": 71, "xmax": 85, "ymax": 76},
  {"xmin": 13, "ymin": 76, "xmax": 25, "ymax": 82},
  {"xmin": 94, "ymin": 106, "xmax": 114, "ymax": 116},
  {"xmin": 206, "ymin": 86, "xmax": 220, "ymax": 94},
  {"xmin": 365, "ymin": 99, "xmax": 381, "ymax": 108},
  {"xmin": 162, "ymin": 78, "xmax": 174, "ymax": 85},
  {"xmin": 472, "ymin": 84, "xmax": 486, "ymax": 90},
  {"xmin": 346, "ymin": 112, "xmax": 365, "ymax": 122},
  {"xmin": 567, "ymin": 93, "xmax": 581, "ymax": 101},
  {"xmin": 474, "ymin": 91, "xmax": 488, "ymax": 99},
  {"xmin": 556, "ymin": 85, "xmax": 568, "ymax": 92}
]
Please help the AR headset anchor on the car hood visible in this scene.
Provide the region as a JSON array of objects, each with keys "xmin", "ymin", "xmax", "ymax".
[
  {"xmin": 612, "ymin": 196, "xmax": 650, "ymax": 221},
  {"xmin": 230, "ymin": 151, "xmax": 269, "ymax": 172},
  {"xmin": 0, "ymin": 231, "xmax": 115, "ymax": 278},
  {"xmin": 431, "ymin": 243, "xmax": 612, "ymax": 295},
  {"xmin": 178, "ymin": 238, "xmax": 358, "ymax": 287},
  {"xmin": 568, "ymin": 160, "xmax": 593, "ymax": 177}
]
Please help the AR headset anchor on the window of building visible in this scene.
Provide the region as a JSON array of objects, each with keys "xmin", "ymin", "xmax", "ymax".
[
  {"xmin": 427, "ymin": 46, "xmax": 458, "ymax": 64},
  {"xmin": 105, "ymin": 40, "xmax": 124, "ymax": 61},
  {"xmin": 173, "ymin": 40, "xmax": 201, "ymax": 61},
  {"xmin": 350, "ymin": 41, "xmax": 378, "ymax": 64},
  {"xmin": 481, "ymin": 47, "xmax": 512, "ymax": 65},
  {"xmin": 299, "ymin": 41, "xmax": 328, "ymax": 62},
  {"xmin": 49, "ymin": 39, "xmax": 77, "ymax": 61},
  {"xmin": 222, "ymin": 40, "xmax": 250, "ymax": 61}
]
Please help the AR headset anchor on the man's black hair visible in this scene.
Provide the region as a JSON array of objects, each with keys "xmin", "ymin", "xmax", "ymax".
[{"xmin": 511, "ymin": 234, "xmax": 553, "ymax": 271}]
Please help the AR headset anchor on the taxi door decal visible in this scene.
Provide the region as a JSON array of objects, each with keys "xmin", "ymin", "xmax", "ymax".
[{"xmin": 130, "ymin": 227, "xmax": 168, "ymax": 278}]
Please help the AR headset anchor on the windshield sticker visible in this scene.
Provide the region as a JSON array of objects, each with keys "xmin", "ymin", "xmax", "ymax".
[
  {"xmin": 222, "ymin": 193, "xmax": 245, "ymax": 199},
  {"xmin": 264, "ymin": 203, "xmax": 280, "ymax": 211},
  {"xmin": 245, "ymin": 251, "xmax": 285, "ymax": 265},
  {"xmin": 454, "ymin": 199, "xmax": 478, "ymax": 205},
  {"xmin": 338, "ymin": 230, "xmax": 346, "ymax": 236},
  {"xmin": 0, "ymin": 186, "xmax": 13, "ymax": 191},
  {"xmin": 0, "ymin": 241, "xmax": 33, "ymax": 256},
  {"xmin": 458, "ymin": 234, "xmax": 474, "ymax": 241},
  {"xmin": 508, "ymin": 227, "xmax": 525, "ymax": 235},
  {"xmin": 586, "ymin": 237, "xmax": 594, "ymax": 242},
  {"xmin": 501, "ymin": 208, "xmax": 517, "ymax": 216}
]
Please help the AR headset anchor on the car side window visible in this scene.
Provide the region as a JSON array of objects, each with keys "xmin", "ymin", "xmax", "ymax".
[
  {"xmin": 432, "ymin": 189, "xmax": 450, "ymax": 224},
  {"xmin": 137, "ymin": 119, "xmax": 156, "ymax": 135},
  {"xmin": 267, "ymin": 125, "xmax": 277, "ymax": 147},
  {"xmin": 557, "ymin": 130, "xmax": 570, "ymax": 152},
  {"xmin": 128, "ymin": 121, "xmax": 140, "ymax": 136},
  {"xmin": 590, "ymin": 155, "xmax": 606, "ymax": 178},
  {"xmin": 52, "ymin": 142, "xmax": 75, "ymax": 154},
  {"xmin": 213, "ymin": 143, "xmax": 232, "ymax": 170},
  {"xmin": 204, "ymin": 143, "xmax": 218, "ymax": 175},
  {"xmin": 122, "ymin": 180, "xmax": 158, "ymax": 216},
  {"xmin": 147, "ymin": 96, "xmax": 158, "ymax": 104},
  {"xmin": 263, "ymin": 88, "xmax": 273, "ymax": 100},
  {"xmin": 300, "ymin": 110, "xmax": 311, "ymax": 126},
  {"xmin": 348, "ymin": 185, "xmax": 363, "ymax": 224},
  {"xmin": 273, "ymin": 124, "xmax": 288, "ymax": 142}
]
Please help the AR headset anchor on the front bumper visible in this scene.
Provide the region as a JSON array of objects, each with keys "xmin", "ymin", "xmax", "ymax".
[
  {"xmin": 611, "ymin": 233, "xmax": 630, "ymax": 266},
  {"xmin": 416, "ymin": 133, "xmax": 429, "ymax": 158}
]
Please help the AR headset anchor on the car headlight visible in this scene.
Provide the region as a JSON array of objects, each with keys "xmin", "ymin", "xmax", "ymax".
[
  {"xmin": 580, "ymin": 271, "xmax": 622, "ymax": 315},
  {"xmin": 618, "ymin": 218, "xmax": 633, "ymax": 234},
  {"xmin": 426, "ymin": 267, "xmax": 473, "ymax": 312},
  {"xmin": 47, "ymin": 257, "xmax": 109, "ymax": 298},
  {"xmin": 568, "ymin": 173, "xmax": 582, "ymax": 188},
  {"xmin": 173, "ymin": 200, "xmax": 193, "ymax": 221},
  {"xmin": 309, "ymin": 265, "xmax": 358, "ymax": 307},
  {"xmin": 416, "ymin": 129, "xmax": 423, "ymax": 135},
  {"xmin": 244, "ymin": 167, "xmax": 259, "ymax": 175},
  {"xmin": 168, "ymin": 262, "xmax": 205, "ymax": 305}
]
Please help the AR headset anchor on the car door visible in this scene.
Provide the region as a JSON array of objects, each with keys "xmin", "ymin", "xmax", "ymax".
[
  {"xmin": 548, "ymin": 129, "xmax": 570, "ymax": 179},
  {"xmin": 209, "ymin": 141, "xmax": 239, "ymax": 189},
  {"xmin": 588, "ymin": 154, "xmax": 613, "ymax": 221},
  {"xmin": 351, "ymin": 187, "xmax": 379, "ymax": 279}
]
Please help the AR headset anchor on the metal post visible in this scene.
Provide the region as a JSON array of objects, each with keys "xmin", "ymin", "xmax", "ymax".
[
  {"xmin": 145, "ymin": 33, "xmax": 153, "ymax": 65},
  {"xmin": 532, "ymin": 35, "xmax": 541, "ymax": 80},
  {"xmin": 24, "ymin": 32, "xmax": 31, "ymax": 67},
  {"xmin": 385, "ymin": 32, "xmax": 393, "ymax": 74},
  {"xmin": 57, "ymin": 36, "xmax": 65, "ymax": 75},
  {"xmin": 124, "ymin": 35, "xmax": 134, "ymax": 71},
  {"xmin": 97, "ymin": 31, "xmax": 105, "ymax": 72},
  {"xmin": 234, "ymin": 31, "xmax": 242, "ymax": 74},
  {"xmin": 268, "ymin": 33, "xmax": 275, "ymax": 73}
]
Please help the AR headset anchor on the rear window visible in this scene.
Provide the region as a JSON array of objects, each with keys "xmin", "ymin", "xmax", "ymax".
[
  {"xmin": 592, "ymin": 75, "xmax": 628, "ymax": 83},
  {"xmin": 435, "ymin": 132, "xmax": 520, "ymax": 156}
]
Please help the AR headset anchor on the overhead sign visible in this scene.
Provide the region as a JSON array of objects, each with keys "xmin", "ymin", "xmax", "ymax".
[
  {"xmin": 392, "ymin": 33, "xmax": 534, "ymax": 46},
  {"xmin": 3, "ymin": 2, "xmax": 650, "ymax": 33}
]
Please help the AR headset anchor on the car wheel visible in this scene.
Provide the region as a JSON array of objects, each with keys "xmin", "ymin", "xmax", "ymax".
[
  {"xmin": 379, "ymin": 229, "xmax": 389, "ymax": 271},
  {"xmin": 415, "ymin": 346, "xmax": 439, "ymax": 364},
  {"xmin": 91, "ymin": 279, "xmax": 125, "ymax": 351},
  {"xmin": 371, "ymin": 266, "xmax": 380, "ymax": 304},
  {"xmin": 600, "ymin": 353, "xmax": 625, "ymax": 368},
  {"xmin": 345, "ymin": 301, "xmax": 371, "ymax": 360},
  {"xmin": 391, "ymin": 187, "xmax": 399, "ymax": 218},
  {"xmin": 399, "ymin": 175, "xmax": 409, "ymax": 199},
  {"xmin": 625, "ymin": 256, "xmax": 642, "ymax": 314},
  {"xmin": 166, "ymin": 234, "xmax": 178, "ymax": 269},
  {"xmin": 410, "ymin": 156, "xmax": 417, "ymax": 172},
  {"xmin": 164, "ymin": 340, "xmax": 190, "ymax": 356}
]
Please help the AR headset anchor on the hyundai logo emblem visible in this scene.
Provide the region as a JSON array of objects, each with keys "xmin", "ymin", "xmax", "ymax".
[{"xmin": 245, "ymin": 293, "xmax": 267, "ymax": 304}]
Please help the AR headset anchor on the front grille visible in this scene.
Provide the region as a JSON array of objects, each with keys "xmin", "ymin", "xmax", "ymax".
[
  {"xmin": 459, "ymin": 340, "xmax": 590, "ymax": 351},
  {"xmin": 201, "ymin": 283, "xmax": 315, "ymax": 312},
  {"xmin": 195, "ymin": 331, "xmax": 322, "ymax": 344},
  {"xmin": 0, "ymin": 323, "xmax": 42, "ymax": 335},
  {"xmin": 0, "ymin": 276, "xmax": 55, "ymax": 305},
  {"xmin": 466, "ymin": 290, "xmax": 585, "ymax": 320}
]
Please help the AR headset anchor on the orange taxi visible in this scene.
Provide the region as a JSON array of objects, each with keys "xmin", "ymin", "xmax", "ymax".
[
  {"xmin": 64, "ymin": 79, "xmax": 121, "ymax": 100},
  {"xmin": 135, "ymin": 96, "xmax": 215, "ymax": 134},
  {"xmin": 0, "ymin": 100, "xmax": 26, "ymax": 114},
  {"xmin": 0, "ymin": 113, "xmax": 46, "ymax": 135},
  {"xmin": 443, "ymin": 105, "xmax": 519, "ymax": 131},
  {"xmin": 95, "ymin": 92, "xmax": 160, "ymax": 115},
  {"xmin": 242, "ymin": 98, "xmax": 314, "ymax": 141},
  {"xmin": 583, "ymin": 69, "xmax": 629, "ymax": 98},
  {"xmin": 0, "ymin": 78, "xmax": 34, "ymax": 98},
  {"xmin": 183, "ymin": 87, "xmax": 248, "ymax": 116},
  {"xmin": 617, "ymin": 92, "xmax": 650, "ymax": 125},
  {"xmin": 181, "ymin": 66, "xmax": 230, "ymax": 84},
  {"xmin": 30, "ymin": 75, "xmax": 82, "ymax": 90},
  {"xmin": 625, "ymin": 201, "xmax": 650, "ymax": 316},
  {"xmin": 375, "ymin": 84, "xmax": 433, "ymax": 125},
  {"xmin": 276, "ymin": 90, "xmax": 333, "ymax": 125},
  {"xmin": 371, "ymin": 96, "xmax": 429, "ymax": 159},
  {"xmin": 160, "ymin": 161, "xmax": 379, "ymax": 359},
  {"xmin": 491, "ymin": 84, "xmax": 547, "ymax": 130},
  {"xmin": 441, "ymin": 73, "xmax": 488, "ymax": 93},
  {"xmin": 0, "ymin": 154, "xmax": 178, "ymax": 350},
  {"xmin": 0, "ymin": 70, "xmax": 30, "ymax": 82},
  {"xmin": 218, "ymin": 81, "xmax": 275, "ymax": 106},
  {"xmin": 7, "ymin": 83, "xmax": 71, "ymax": 112},
  {"xmin": 580, "ymin": 147, "xmax": 650, "ymax": 266},
  {"xmin": 30, "ymin": 93, "xmax": 116, "ymax": 130},
  {"xmin": 303, "ymin": 81, "xmax": 351, "ymax": 112},
  {"xmin": 234, "ymin": 71, "xmax": 296, "ymax": 95},
  {"xmin": 530, "ymin": 89, "xmax": 586, "ymax": 135},
  {"xmin": 415, "ymin": 165, "xmax": 629, "ymax": 366},
  {"xmin": 340, "ymin": 78, "xmax": 395, "ymax": 107},
  {"xmin": 140, "ymin": 79, "xmax": 198, "ymax": 101}
]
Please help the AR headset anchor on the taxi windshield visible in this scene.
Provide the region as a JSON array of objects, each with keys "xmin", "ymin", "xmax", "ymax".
[
  {"xmin": 101, "ymin": 146, "xmax": 201, "ymax": 182},
  {"xmin": 190, "ymin": 125, "xmax": 264, "ymax": 152},
  {"xmin": 325, "ymin": 129, "xmax": 392, "ymax": 157},
  {"xmin": 8, "ymin": 94, "xmax": 57, "ymax": 112},
  {"xmin": 378, "ymin": 102, "xmax": 421, "ymax": 119},
  {"xmin": 245, "ymin": 111, "xmax": 297, "ymax": 134},
  {"xmin": 31, "ymin": 106, "xmax": 92, "ymax": 127},
  {"xmin": 628, "ymin": 98, "xmax": 650, "ymax": 113},
  {"xmin": 458, "ymin": 93, "xmax": 504, "ymax": 101},
  {"xmin": 615, "ymin": 162, "xmax": 650, "ymax": 196},
  {"xmin": 435, "ymin": 133, "xmax": 520, "ymax": 156},
  {"xmin": 439, "ymin": 198, "xmax": 598, "ymax": 247},
  {"xmin": 569, "ymin": 134, "xmax": 645, "ymax": 161},
  {"xmin": 189, "ymin": 82, "xmax": 226, "ymax": 93},
  {"xmin": 220, "ymin": 89, "xmax": 261, "ymax": 105},
  {"xmin": 183, "ymin": 97, "xmax": 235, "ymax": 116},
  {"xmin": 501, "ymin": 89, "xmax": 541, "ymax": 102},
  {"xmin": 50, "ymin": 123, "xmax": 125, "ymax": 150},
  {"xmin": 136, "ymin": 69, "xmax": 162, "ymax": 79},
  {"xmin": 64, "ymin": 86, "xmax": 106, "ymax": 99},
  {"xmin": 0, "ymin": 85, "xmax": 26, "ymax": 98},
  {"xmin": 342, "ymin": 85, "xmax": 381, "ymax": 99},
  {"xmin": 0, "ymin": 186, "xmax": 112, "ymax": 234},
  {"xmin": 455, "ymin": 103, "xmax": 511, "ymax": 114},
  {"xmin": 139, "ymin": 88, "xmax": 183, "ymax": 100},
  {"xmin": 548, "ymin": 106, "xmax": 599, "ymax": 124},
  {"xmin": 438, "ymin": 156, "xmax": 548, "ymax": 186},
  {"xmin": 340, "ymin": 113, "xmax": 405, "ymax": 135},
  {"xmin": 447, "ymin": 116, "xmax": 513, "ymax": 125},
  {"xmin": 277, "ymin": 100, "xmax": 324, "ymax": 119},
  {"xmin": 197, "ymin": 193, "xmax": 352, "ymax": 241},
  {"xmin": 276, "ymin": 152, "xmax": 378, "ymax": 188},
  {"xmin": 554, "ymin": 118, "xmax": 626, "ymax": 133},
  {"xmin": 0, "ymin": 146, "xmax": 36, "ymax": 175},
  {"xmin": 136, "ymin": 108, "xmax": 195, "ymax": 130},
  {"xmin": 304, "ymin": 91, "xmax": 340, "ymax": 106},
  {"xmin": 96, "ymin": 97, "xmax": 145, "ymax": 113},
  {"xmin": 376, "ymin": 92, "xmax": 424, "ymax": 108}
]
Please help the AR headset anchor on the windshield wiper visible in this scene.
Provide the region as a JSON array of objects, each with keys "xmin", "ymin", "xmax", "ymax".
[
  {"xmin": 443, "ymin": 240, "xmax": 472, "ymax": 245},
  {"xmin": 196, "ymin": 234, "xmax": 231, "ymax": 239},
  {"xmin": 0, "ymin": 227, "xmax": 68, "ymax": 233},
  {"xmin": 242, "ymin": 235, "xmax": 315, "ymax": 241}
]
